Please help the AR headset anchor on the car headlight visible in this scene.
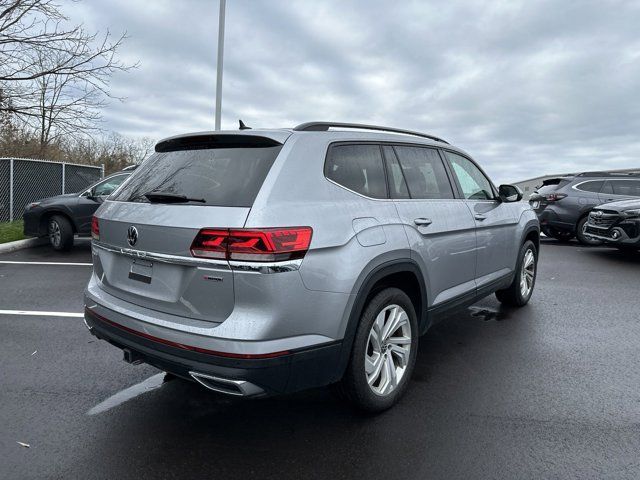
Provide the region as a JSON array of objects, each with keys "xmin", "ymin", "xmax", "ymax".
[
  {"xmin": 624, "ymin": 209, "xmax": 640, "ymax": 217},
  {"xmin": 25, "ymin": 202, "xmax": 41, "ymax": 210}
]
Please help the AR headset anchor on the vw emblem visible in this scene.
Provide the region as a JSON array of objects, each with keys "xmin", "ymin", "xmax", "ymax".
[
  {"xmin": 595, "ymin": 211, "xmax": 603, "ymax": 218},
  {"xmin": 127, "ymin": 226, "xmax": 138, "ymax": 247}
]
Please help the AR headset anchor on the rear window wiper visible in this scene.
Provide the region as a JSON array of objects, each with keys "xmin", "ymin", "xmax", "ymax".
[{"xmin": 141, "ymin": 191, "xmax": 206, "ymax": 203}]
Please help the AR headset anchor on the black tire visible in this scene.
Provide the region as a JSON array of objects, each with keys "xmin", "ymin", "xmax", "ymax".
[
  {"xmin": 338, "ymin": 287, "xmax": 419, "ymax": 413},
  {"xmin": 48, "ymin": 215, "xmax": 74, "ymax": 251},
  {"xmin": 576, "ymin": 216, "xmax": 602, "ymax": 246},
  {"xmin": 496, "ymin": 240, "xmax": 537, "ymax": 307}
]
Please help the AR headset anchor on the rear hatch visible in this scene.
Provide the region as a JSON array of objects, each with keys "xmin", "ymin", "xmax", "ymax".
[
  {"xmin": 529, "ymin": 178, "xmax": 571, "ymax": 212},
  {"xmin": 92, "ymin": 133, "xmax": 286, "ymax": 323}
]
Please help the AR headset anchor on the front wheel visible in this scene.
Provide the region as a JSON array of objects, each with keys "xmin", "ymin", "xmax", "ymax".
[
  {"xmin": 48, "ymin": 215, "xmax": 74, "ymax": 251},
  {"xmin": 496, "ymin": 240, "xmax": 537, "ymax": 307},
  {"xmin": 576, "ymin": 216, "xmax": 603, "ymax": 246},
  {"xmin": 339, "ymin": 288, "xmax": 419, "ymax": 412}
]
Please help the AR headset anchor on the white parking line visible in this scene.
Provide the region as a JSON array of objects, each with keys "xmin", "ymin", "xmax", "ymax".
[
  {"xmin": 0, "ymin": 261, "xmax": 92, "ymax": 266},
  {"xmin": 0, "ymin": 310, "xmax": 84, "ymax": 317}
]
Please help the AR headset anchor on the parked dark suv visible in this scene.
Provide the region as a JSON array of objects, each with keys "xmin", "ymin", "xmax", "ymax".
[{"xmin": 529, "ymin": 172, "xmax": 640, "ymax": 245}]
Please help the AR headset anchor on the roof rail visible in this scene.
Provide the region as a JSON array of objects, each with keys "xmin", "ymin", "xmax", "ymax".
[
  {"xmin": 293, "ymin": 122, "xmax": 449, "ymax": 144},
  {"xmin": 576, "ymin": 171, "xmax": 640, "ymax": 177}
]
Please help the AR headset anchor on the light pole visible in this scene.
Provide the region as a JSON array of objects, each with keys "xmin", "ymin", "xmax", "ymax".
[{"xmin": 215, "ymin": 0, "xmax": 226, "ymax": 130}]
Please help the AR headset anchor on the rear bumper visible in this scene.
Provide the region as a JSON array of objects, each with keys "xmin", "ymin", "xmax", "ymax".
[
  {"xmin": 84, "ymin": 306, "xmax": 343, "ymax": 396},
  {"xmin": 534, "ymin": 207, "xmax": 574, "ymax": 231}
]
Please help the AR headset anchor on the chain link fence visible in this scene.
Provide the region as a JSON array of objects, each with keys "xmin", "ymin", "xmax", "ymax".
[{"xmin": 0, "ymin": 158, "xmax": 104, "ymax": 222}]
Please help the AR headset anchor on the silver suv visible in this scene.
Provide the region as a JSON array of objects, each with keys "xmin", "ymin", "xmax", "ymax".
[{"xmin": 84, "ymin": 122, "xmax": 539, "ymax": 412}]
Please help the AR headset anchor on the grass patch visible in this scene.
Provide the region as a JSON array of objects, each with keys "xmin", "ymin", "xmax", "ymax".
[{"xmin": 0, "ymin": 220, "xmax": 26, "ymax": 244}]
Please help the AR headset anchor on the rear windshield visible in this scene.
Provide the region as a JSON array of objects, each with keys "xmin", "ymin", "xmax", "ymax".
[
  {"xmin": 536, "ymin": 178, "xmax": 570, "ymax": 194},
  {"xmin": 111, "ymin": 146, "xmax": 281, "ymax": 207}
]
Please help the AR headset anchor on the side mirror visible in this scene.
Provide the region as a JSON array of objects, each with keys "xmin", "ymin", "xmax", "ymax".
[
  {"xmin": 85, "ymin": 188, "xmax": 100, "ymax": 202},
  {"xmin": 499, "ymin": 184, "xmax": 523, "ymax": 202}
]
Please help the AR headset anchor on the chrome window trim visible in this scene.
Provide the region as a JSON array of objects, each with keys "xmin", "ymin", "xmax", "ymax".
[{"xmin": 91, "ymin": 241, "xmax": 302, "ymax": 273}]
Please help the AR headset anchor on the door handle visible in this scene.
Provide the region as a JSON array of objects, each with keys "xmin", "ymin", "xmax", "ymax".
[
  {"xmin": 414, "ymin": 218, "xmax": 432, "ymax": 226},
  {"xmin": 474, "ymin": 214, "xmax": 487, "ymax": 221}
]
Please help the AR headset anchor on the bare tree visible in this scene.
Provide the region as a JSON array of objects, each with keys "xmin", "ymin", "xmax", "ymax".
[
  {"xmin": 28, "ymin": 48, "xmax": 107, "ymax": 153},
  {"xmin": 0, "ymin": 0, "xmax": 134, "ymax": 131}
]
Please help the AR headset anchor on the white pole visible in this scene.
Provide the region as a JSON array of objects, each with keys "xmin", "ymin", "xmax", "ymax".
[{"xmin": 215, "ymin": 0, "xmax": 226, "ymax": 131}]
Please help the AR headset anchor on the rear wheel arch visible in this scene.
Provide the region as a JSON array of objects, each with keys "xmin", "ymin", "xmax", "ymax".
[{"xmin": 336, "ymin": 259, "xmax": 427, "ymax": 379}]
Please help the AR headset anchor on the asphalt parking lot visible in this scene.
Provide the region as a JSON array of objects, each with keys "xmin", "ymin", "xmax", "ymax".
[{"xmin": 1, "ymin": 239, "xmax": 639, "ymax": 479}]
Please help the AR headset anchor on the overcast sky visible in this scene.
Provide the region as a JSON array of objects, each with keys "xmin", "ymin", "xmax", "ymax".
[{"xmin": 65, "ymin": 0, "xmax": 640, "ymax": 183}]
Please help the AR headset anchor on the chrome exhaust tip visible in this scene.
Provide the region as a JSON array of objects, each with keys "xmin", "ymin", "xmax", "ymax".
[{"xmin": 189, "ymin": 371, "xmax": 264, "ymax": 397}]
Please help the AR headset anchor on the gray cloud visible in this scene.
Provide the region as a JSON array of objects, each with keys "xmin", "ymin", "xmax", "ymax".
[{"xmin": 65, "ymin": 0, "xmax": 640, "ymax": 183}]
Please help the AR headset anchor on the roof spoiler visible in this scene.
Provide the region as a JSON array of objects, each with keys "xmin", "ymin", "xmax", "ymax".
[{"xmin": 155, "ymin": 134, "xmax": 282, "ymax": 152}]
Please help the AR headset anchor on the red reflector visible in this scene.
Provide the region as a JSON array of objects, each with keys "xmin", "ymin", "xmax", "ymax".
[
  {"xmin": 190, "ymin": 227, "xmax": 313, "ymax": 262},
  {"xmin": 85, "ymin": 308, "xmax": 290, "ymax": 359},
  {"xmin": 91, "ymin": 216, "xmax": 100, "ymax": 240}
]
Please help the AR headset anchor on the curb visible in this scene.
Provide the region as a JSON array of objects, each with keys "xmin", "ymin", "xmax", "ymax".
[{"xmin": 0, "ymin": 237, "xmax": 48, "ymax": 254}]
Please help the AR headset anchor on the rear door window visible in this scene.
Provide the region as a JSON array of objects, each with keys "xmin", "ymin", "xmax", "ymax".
[
  {"xmin": 609, "ymin": 179, "xmax": 640, "ymax": 197},
  {"xmin": 111, "ymin": 146, "xmax": 282, "ymax": 207},
  {"xmin": 393, "ymin": 146, "xmax": 454, "ymax": 199},
  {"xmin": 325, "ymin": 144, "xmax": 387, "ymax": 198}
]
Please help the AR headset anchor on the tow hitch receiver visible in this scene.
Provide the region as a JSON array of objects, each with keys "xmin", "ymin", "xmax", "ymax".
[{"xmin": 123, "ymin": 348, "xmax": 143, "ymax": 365}]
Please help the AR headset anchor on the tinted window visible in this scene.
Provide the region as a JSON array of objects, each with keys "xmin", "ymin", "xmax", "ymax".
[
  {"xmin": 536, "ymin": 178, "xmax": 570, "ymax": 194},
  {"xmin": 325, "ymin": 145, "xmax": 387, "ymax": 198},
  {"xmin": 111, "ymin": 146, "xmax": 281, "ymax": 207},
  {"xmin": 392, "ymin": 146, "xmax": 453, "ymax": 199},
  {"xmin": 382, "ymin": 146, "xmax": 409, "ymax": 199},
  {"xmin": 93, "ymin": 175, "xmax": 128, "ymax": 196},
  {"xmin": 574, "ymin": 180, "xmax": 604, "ymax": 193},
  {"xmin": 610, "ymin": 179, "xmax": 640, "ymax": 197},
  {"xmin": 445, "ymin": 151, "xmax": 494, "ymax": 200}
]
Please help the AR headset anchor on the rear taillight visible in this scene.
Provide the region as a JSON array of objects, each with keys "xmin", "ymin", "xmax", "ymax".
[
  {"xmin": 544, "ymin": 193, "xmax": 567, "ymax": 202},
  {"xmin": 91, "ymin": 216, "xmax": 100, "ymax": 240},
  {"xmin": 190, "ymin": 227, "xmax": 313, "ymax": 262}
]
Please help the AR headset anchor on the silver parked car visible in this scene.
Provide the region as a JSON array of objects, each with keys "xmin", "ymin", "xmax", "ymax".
[{"xmin": 84, "ymin": 122, "xmax": 539, "ymax": 411}]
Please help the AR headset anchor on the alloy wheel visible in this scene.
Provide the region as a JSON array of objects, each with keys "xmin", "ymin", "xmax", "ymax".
[
  {"xmin": 520, "ymin": 249, "xmax": 535, "ymax": 298},
  {"xmin": 365, "ymin": 304, "xmax": 412, "ymax": 396},
  {"xmin": 48, "ymin": 220, "xmax": 61, "ymax": 248}
]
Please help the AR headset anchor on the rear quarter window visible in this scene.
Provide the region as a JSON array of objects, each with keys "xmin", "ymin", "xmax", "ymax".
[
  {"xmin": 111, "ymin": 146, "xmax": 282, "ymax": 207},
  {"xmin": 325, "ymin": 144, "xmax": 387, "ymax": 198},
  {"xmin": 574, "ymin": 180, "xmax": 604, "ymax": 193}
]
